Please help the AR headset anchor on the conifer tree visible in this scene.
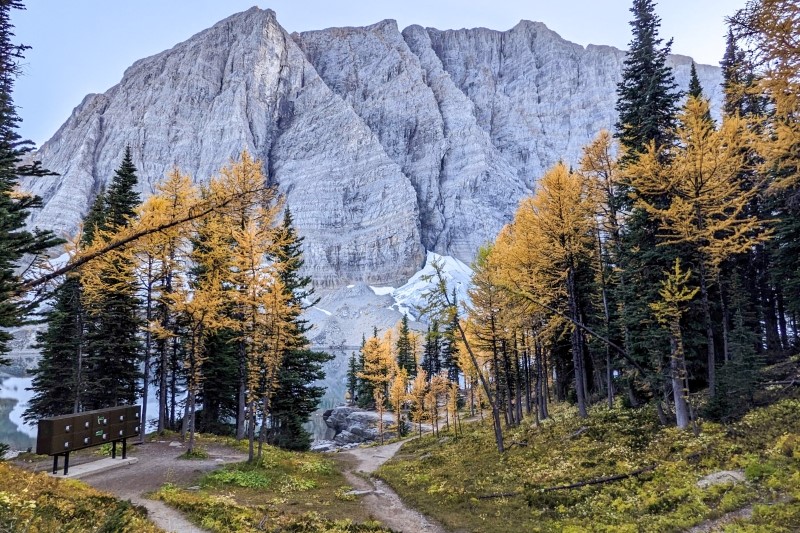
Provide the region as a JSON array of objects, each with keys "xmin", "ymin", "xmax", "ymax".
[
  {"xmin": 614, "ymin": 0, "xmax": 681, "ymax": 161},
  {"xmin": 613, "ymin": 0, "xmax": 682, "ymax": 403},
  {"xmin": 440, "ymin": 290, "xmax": 461, "ymax": 383},
  {"xmin": 421, "ymin": 321, "xmax": 441, "ymax": 380},
  {"xmin": 0, "ymin": 0, "xmax": 60, "ymax": 362},
  {"xmin": 105, "ymin": 147, "xmax": 140, "ymax": 228},
  {"xmin": 80, "ymin": 152, "xmax": 143, "ymax": 409},
  {"xmin": 626, "ymin": 96, "xmax": 764, "ymax": 395},
  {"xmin": 395, "ymin": 314, "xmax": 415, "ymax": 377},
  {"xmin": 731, "ymin": 0, "xmax": 800, "ymax": 352},
  {"xmin": 389, "ymin": 367, "xmax": 408, "ymax": 436},
  {"xmin": 355, "ymin": 334, "xmax": 373, "ymax": 408},
  {"xmin": 650, "ymin": 259, "xmax": 698, "ymax": 429},
  {"xmin": 358, "ymin": 331, "xmax": 396, "ymax": 443},
  {"xmin": 267, "ymin": 208, "xmax": 332, "ymax": 451},
  {"xmin": 135, "ymin": 169, "xmax": 198, "ymax": 434},
  {"xmin": 688, "ymin": 62, "xmax": 703, "ymax": 99},
  {"xmin": 409, "ymin": 367, "xmax": 428, "ymax": 436},
  {"xmin": 509, "ymin": 163, "xmax": 596, "ymax": 417},
  {"xmin": 688, "ymin": 63, "xmax": 713, "ymax": 123},
  {"xmin": 23, "ymin": 277, "xmax": 83, "ymax": 421},
  {"xmin": 346, "ymin": 351, "xmax": 359, "ymax": 405}
]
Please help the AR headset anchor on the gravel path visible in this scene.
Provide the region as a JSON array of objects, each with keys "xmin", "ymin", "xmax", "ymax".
[
  {"xmin": 78, "ymin": 440, "xmax": 247, "ymax": 533},
  {"xmin": 336, "ymin": 441, "xmax": 447, "ymax": 533}
]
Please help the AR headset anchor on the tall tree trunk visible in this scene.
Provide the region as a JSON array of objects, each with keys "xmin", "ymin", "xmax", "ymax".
[
  {"xmin": 698, "ymin": 262, "xmax": 716, "ymax": 397},
  {"xmin": 237, "ymin": 341, "xmax": 247, "ymax": 440},
  {"xmin": 158, "ymin": 340, "xmax": 167, "ymax": 433},
  {"xmin": 501, "ymin": 339, "xmax": 516, "ymax": 427},
  {"xmin": 567, "ymin": 266, "xmax": 588, "ymax": 418},
  {"xmin": 140, "ymin": 265, "xmax": 153, "ymax": 443},
  {"xmin": 776, "ymin": 286, "xmax": 789, "ymax": 351},
  {"xmin": 757, "ymin": 247, "xmax": 781, "ymax": 352},
  {"xmin": 169, "ymin": 335, "xmax": 178, "ymax": 431},
  {"xmin": 717, "ymin": 271, "xmax": 730, "ymax": 363},
  {"xmin": 669, "ymin": 326, "xmax": 690, "ymax": 429},
  {"xmin": 187, "ymin": 385, "xmax": 196, "ymax": 452},
  {"xmin": 258, "ymin": 395, "xmax": 270, "ymax": 462},
  {"xmin": 541, "ymin": 341, "xmax": 550, "ymax": 418},
  {"xmin": 522, "ymin": 332, "xmax": 532, "ymax": 416},
  {"xmin": 597, "ymin": 230, "xmax": 615, "ymax": 408},
  {"xmin": 73, "ymin": 292, "xmax": 84, "ymax": 414},
  {"xmin": 247, "ymin": 401, "xmax": 256, "ymax": 463},
  {"xmin": 535, "ymin": 340, "xmax": 548, "ymax": 420},
  {"xmin": 514, "ymin": 343, "xmax": 523, "ymax": 423},
  {"xmin": 455, "ymin": 319, "xmax": 504, "ymax": 452},
  {"xmin": 158, "ymin": 270, "xmax": 173, "ymax": 434},
  {"xmin": 490, "ymin": 324, "xmax": 507, "ymax": 427}
]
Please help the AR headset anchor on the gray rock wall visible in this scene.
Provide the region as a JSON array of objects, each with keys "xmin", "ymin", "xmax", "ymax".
[{"xmin": 24, "ymin": 7, "xmax": 722, "ymax": 287}]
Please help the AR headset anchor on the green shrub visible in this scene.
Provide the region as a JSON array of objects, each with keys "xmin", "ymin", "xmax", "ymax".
[{"xmin": 205, "ymin": 467, "xmax": 272, "ymax": 489}]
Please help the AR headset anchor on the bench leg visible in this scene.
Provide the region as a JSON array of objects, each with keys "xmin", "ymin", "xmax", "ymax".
[{"xmin": 63, "ymin": 451, "xmax": 70, "ymax": 475}]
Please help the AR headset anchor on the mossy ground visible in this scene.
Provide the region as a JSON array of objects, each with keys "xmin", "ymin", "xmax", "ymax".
[
  {"xmin": 377, "ymin": 398, "xmax": 800, "ymax": 532},
  {"xmin": 0, "ymin": 461, "xmax": 162, "ymax": 532},
  {"xmin": 152, "ymin": 433, "xmax": 394, "ymax": 532}
]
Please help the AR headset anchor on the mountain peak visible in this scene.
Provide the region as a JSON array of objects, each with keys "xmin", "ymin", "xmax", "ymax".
[{"xmin": 26, "ymin": 10, "xmax": 722, "ymax": 288}]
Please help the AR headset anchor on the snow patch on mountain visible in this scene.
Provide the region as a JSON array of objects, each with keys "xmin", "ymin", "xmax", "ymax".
[{"xmin": 368, "ymin": 252, "xmax": 473, "ymax": 321}]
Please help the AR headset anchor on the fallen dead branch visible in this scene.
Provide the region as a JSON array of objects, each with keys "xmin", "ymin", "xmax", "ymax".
[{"xmin": 476, "ymin": 464, "xmax": 658, "ymax": 500}]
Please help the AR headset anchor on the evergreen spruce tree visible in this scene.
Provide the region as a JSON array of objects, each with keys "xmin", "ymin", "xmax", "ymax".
[
  {"xmin": 0, "ymin": 1, "xmax": 60, "ymax": 363},
  {"xmin": 196, "ymin": 328, "xmax": 238, "ymax": 434},
  {"xmin": 81, "ymin": 188, "xmax": 106, "ymax": 246},
  {"xmin": 614, "ymin": 0, "xmax": 681, "ymax": 162},
  {"xmin": 355, "ymin": 334, "xmax": 373, "ymax": 408},
  {"xmin": 421, "ymin": 320, "xmax": 441, "ymax": 380},
  {"xmin": 82, "ymin": 152, "xmax": 142, "ymax": 409},
  {"xmin": 395, "ymin": 314, "xmax": 415, "ymax": 377},
  {"xmin": 267, "ymin": 208, "xmax": 332, "ymax": 450},
  {"xmin": 24, "ymin": 184, "xmax": 115, "ymax": 420},
  {"xmin": 688, "ymin": 63, "xmax": 713, "ymax": 123},
  {"xmin": 613, "ymin": 0, "xmax": 684, "ymax": 400},
  {"xmin": 346, "ymin": 351, "xmax": 359, "ymax": 404},
  {"xmin": 440, "ymin": 290, "xmax": 461, "ymax": 383},
  {"xmin": 23, "ymin": 277, "xmax": 83, "ymax": 421},
  {"xmin": 688, "ymin": 62, "xmax": 703, "ymax": 99},
  {"xmin": 720, "ymin": 27, "xmax": 776, "ymax": 356},
  {"xmin": 104, "ymin": 147, "xmax": 140, "ymax": 228}
]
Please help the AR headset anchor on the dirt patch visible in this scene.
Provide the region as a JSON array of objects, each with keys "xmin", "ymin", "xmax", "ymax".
[
  {"xmin": 335, "ymin": 441, "xmax": 447, "ymax": 533},
  {"xmin": 73, "ymin": 440, "xmax": 246, "ymax": 533}
]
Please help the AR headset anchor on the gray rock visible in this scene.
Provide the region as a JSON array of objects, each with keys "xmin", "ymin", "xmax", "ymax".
[
  {"xmin": 323, "ymin": 406, "xmax": 396, "ymax": 445},
  {"xmin": 310, "ymin": 440, "xmax": 337, "ymax": 452},
  {"xmin": 697, "ymin": 470, "xmax": 746, "ymax": 489},
  {"xmin": 24, "ymin": 7, "xmax": 722, "ymax": 288},
  {"xmin": 345, "ymin": 489, "xmax": 373, "ymax": 496}
]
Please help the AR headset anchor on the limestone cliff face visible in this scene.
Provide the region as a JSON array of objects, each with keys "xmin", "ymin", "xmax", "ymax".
[{"xmin": 23, "ymin": 7, "xmax": 722, "ymax": 286}]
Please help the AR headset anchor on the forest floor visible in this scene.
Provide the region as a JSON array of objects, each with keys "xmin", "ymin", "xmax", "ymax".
[{"xmin": 377, "ymin": 397, "xmax": 800, "ymax": 532}]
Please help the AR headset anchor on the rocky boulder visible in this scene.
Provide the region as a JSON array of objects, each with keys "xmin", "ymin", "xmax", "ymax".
[{"xmin": 323, "ymin": 406, "xmax": 397, "ymax": 445}]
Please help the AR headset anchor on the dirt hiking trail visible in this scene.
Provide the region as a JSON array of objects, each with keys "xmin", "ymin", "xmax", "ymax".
[
  {"xmin": 336, "ymin": 440, "xmax": 448, "ymax": 533},
  {"xmin": 79, "ymin": 440, "xmax": 246, "ymax": 533}
]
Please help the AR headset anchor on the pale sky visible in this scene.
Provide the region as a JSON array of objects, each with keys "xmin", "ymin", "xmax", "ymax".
[{"xmin": 14, "ymin": 1, "xmax": 745, "ymax": 146}]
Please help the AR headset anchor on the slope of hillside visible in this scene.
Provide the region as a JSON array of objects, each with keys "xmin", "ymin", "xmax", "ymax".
[{"xmin": 378, "ymin": 399, "xmax": 800, "ymax": 532}]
